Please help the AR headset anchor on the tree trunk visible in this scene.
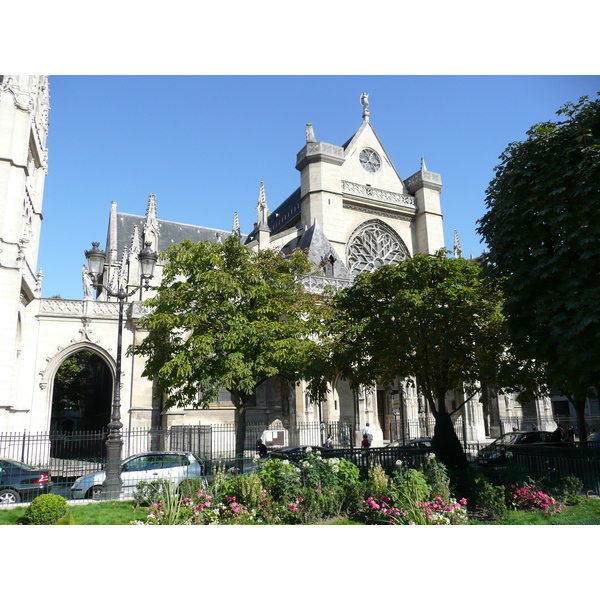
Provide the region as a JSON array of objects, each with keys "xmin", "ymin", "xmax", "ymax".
[
  {"xmin": 232, "ymin": 393, "xmax": 247, "ymax": 460},
  {"xmin": 573, "ymin": 396, "xmax": 588, "ymax": 448},
  {"xmin": 430, "ymin": 393, "xmax": 469, "ymax": 470}
]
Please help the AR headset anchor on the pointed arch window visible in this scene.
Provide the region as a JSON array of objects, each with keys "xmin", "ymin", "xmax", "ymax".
[{"xmin": 346, "ymin": 219, "xmax": 409, "ymax": 275}]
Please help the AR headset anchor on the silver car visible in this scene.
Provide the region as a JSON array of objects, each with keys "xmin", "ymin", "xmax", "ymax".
[{"xmin": 71, "ymin": 451, "xmax": 204, "ymax": 500}]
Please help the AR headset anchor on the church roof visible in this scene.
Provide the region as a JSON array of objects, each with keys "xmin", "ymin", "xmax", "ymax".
[
  {"xmin": 295, "ymin": 220, "xmax": 353, "ymax": 279},
  {"xmin": 114, "ymin": 212, "xmax": 239, "ymax": 260}
]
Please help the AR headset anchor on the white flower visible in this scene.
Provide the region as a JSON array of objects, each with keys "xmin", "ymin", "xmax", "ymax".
[
  {"xmin": 395, "ymin": 459, "xmax": 403, "ymax": 466},
  {"xmin": 305, "ymin": 446, "xmax": 313, "ymax": 453}
]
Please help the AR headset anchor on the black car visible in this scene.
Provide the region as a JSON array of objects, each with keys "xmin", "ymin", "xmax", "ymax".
[
  {"xmin": 0, "ymin": 458, "xmax": 53, "ymax": 504},
  {"xmin": 476, "ymin": 430, "xmax": 553, "ymax": 466},
  {"xmin": 268, "ymin": 445, "xmax": 333, "ymax": 461},
  {"xmin": 385, "ymin": 438, "xmax": 433, "ymax": 449}
]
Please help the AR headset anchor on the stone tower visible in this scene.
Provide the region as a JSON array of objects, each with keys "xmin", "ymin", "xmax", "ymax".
[{"xmin": 0, "ymin": 75, "xmax": 49, "ymax": 426}]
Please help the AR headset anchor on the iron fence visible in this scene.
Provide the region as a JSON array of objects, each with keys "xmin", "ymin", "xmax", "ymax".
[{"xmin": 506, "ymin": 444, "xmax": 600, "ymax": 495}]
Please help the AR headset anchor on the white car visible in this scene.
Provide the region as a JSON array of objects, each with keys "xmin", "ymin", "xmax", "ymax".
[{"xmin": 71, "ymin": 451, "xmax": 204, "ymax": 500}]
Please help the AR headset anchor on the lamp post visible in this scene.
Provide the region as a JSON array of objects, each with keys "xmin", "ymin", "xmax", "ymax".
[{"xmin": 85, "ymin": 241, "xmax": 158, "ymax": 499}]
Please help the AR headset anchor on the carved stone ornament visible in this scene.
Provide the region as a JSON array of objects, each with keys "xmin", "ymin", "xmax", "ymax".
[{"xmin": 346, "ymin": 219, "xmax": 410, "ymax": 275}]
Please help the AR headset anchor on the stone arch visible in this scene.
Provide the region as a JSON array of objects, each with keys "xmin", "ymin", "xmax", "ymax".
[
  {"xmin": 346, "ymin": 218, "xmax": 410, "ymax": 275},
  {"xmin": 44, "ymin": 341, "xmax": 116, "ymax": 433}
]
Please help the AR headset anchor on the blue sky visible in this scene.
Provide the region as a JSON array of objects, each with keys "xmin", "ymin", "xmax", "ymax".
[{"xmin": 39, "ymin": 75, "xmax": 600, "ymax": 299}]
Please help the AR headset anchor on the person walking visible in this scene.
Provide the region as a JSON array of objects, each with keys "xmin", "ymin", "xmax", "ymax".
[
  {"xmin": 256, "ymin": 439, "xmax": 268, "ymax": 458},
  {"xmin": 362, "ymin": 423, "xmax": 373, "ymax": 446}
]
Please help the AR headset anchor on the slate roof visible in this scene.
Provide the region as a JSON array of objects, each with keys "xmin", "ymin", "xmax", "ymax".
[
  {"xmin": 295, "ymin": 220, "xmax": 353, "ymax": 279},
  {"xmin": 114, "ymin": 212, "xmax": 241, "ymax": 261}
]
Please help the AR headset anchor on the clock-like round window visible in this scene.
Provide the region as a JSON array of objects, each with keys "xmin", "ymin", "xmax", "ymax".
[{"xmin": 359, "ymin": 148, "xmax": 381, "ymax": 173}]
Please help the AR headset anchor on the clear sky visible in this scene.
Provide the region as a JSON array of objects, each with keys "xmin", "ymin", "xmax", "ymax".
[{"xmin": 38, "ymin": 75, "xmax": 600, "ymax": 299}]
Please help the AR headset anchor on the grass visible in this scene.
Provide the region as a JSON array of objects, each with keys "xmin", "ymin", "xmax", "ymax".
[
  {"xmin": 495, "ymin": 497, "xmax": 600, "ymax": 525},
  {"xmin": 0, "ymin": 500, "xmax": 138, "ymax": 525}
]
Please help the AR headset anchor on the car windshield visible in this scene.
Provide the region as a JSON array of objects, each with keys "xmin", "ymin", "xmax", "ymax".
[{"xmin": 490, "ymin": 433, "xmax": 520, "ymax": 447}]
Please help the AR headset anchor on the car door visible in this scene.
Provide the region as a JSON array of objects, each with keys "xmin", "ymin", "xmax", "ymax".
[
  {"xmin": 120, "ymin": 454, "xmax": 162, "ymax": 494},
  {"xmin": 158, "ymin": 454, "xmax": 190, "ymax": 489}
]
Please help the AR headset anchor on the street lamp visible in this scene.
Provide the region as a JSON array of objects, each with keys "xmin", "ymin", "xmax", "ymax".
[{"xmin": 85, "ymin": 240, "xmax": 158, "ymax": 499}]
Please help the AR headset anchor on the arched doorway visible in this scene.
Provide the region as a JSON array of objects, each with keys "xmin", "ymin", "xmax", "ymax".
[{"xmin": 50, "ymin": 350, "xmax": 113, "ymax": 459}]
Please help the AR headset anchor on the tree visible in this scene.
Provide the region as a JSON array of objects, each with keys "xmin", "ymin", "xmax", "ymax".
[
  {"xmin": 332, "ymin": 250, "xmax": 507, "ymax": 469},
  {"xmin": 128, "ymin": 236, "xmax": 327, "ymax": 457},
  {"xmin": 477, "ymin": 94, "xmax": 600, "ymax": 442}
]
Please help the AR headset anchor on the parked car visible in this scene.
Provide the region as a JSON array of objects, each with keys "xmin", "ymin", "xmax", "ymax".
[
  {"xmin": 588, "ymin": 431, "xmax": 600, "ymax": 448},
  {"xmin": 380, "ymin": 438, "xmax": 433, "ymax": 469},
  {"xmin": 268, "ymin": 445, "xmax": 333, "ymax": 461},
  {"xmin": 71, "ymin": 451, "xmax": 204, "ymax": 499},
  {"xmin": 476, "ymin": 430, "xmax": 553, "ymax": 466},
  {"xmin": 385, "ymin": 438, "xmax": 433, "ymax": 449},
  {"xmin": 0, "ymin": 458, "xmax": 53, "ymax": 504}
]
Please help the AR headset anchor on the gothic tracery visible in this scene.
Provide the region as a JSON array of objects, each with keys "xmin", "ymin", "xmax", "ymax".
[{"xmin": 346, "ymin": 219, "xmax": 409, "ymax": 275}]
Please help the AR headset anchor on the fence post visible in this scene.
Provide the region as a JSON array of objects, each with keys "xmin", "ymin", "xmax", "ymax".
[{"xmin": 21, "ymin": 430, "xmax": 27, "ymax": 463}]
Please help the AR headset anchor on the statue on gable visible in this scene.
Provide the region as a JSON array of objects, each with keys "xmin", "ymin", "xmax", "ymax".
[
  {"xmin": 82, "ymin": 264, "xmax": 93, "ymax": 300},
  {"xmin": 360, "ymin": 93, "xmax": 370, "ymax": 120}
]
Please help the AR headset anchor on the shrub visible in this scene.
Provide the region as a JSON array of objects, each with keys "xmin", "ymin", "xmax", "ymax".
[
  {"xmin": 389, "ymin": 468, "xmax": 431, "ymax": 520},
  {"xmin": 420, "ymin": 454, "xmax": 450, "ymax": 502},
  {"xmin": 511, "ymin": 484, "xmax": 562, "ymax": 515},
  {"xmin": 545, "ymin": 476, "xmax": 584, "ymax": 505},
  {"xmin": 335, "ymin": 458, "xmax": 360, "ymax": 488},
  {"xmin": 364, "ymin": 464, "xmax": 389, "ymax": 499},
  {"xmin": 258, "ymin": 458, "xmax": 301, "ymax": 504},
  {"xmin": 25, "ymin": 493, "xmax": 68, "ymax": 525},
  {"xmin": 221, "ymin": 472, "xmax": 264, "ymax": 507},
  {"xmin": 134, "ymin": 479, "xmax": 173, "ymax": 506},
  {"xmin": 473, "ymin": 478, "xmax": 507, "ymax": 521},
  {"xmin": 177, "ymin": 477, "xmax": 206, "ymax": 499}
]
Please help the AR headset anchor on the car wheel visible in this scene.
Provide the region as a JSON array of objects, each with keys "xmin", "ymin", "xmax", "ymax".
[
  {"xmin": 85, "ymin": 485, "xmax": 103, "ymax": 500},
  {"xmin": 0, "ymin": 489, "xmax": 21, "ymax": 504}
]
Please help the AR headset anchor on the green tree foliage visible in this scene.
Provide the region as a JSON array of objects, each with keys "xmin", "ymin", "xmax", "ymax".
[
  {"xmin": 128, "ymin": 236, "xmax": 327, "ymax": 456},
  {"xmin": 477, "ymin": 94, "xmax": 600, "ymax": 440},
  {"xmin": 332, "ymin": 250, "xmax": 507, "ymax": 469}
]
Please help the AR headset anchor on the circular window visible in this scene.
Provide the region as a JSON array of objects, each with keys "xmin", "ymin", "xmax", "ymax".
[{"xmin": 359, "ymin": 148, "xmax": 381, "ymax": 173}]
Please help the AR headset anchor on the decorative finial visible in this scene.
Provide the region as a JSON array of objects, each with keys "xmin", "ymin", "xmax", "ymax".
[
  {"xmin": 232, "ymin": 212, "xmax": 241, "ymax": 237},
  {"xmin": 257, "ymin": 182, "xmax": 267, "ymax": 210},
  {"xmin": 360, "ymin": 93, "xmax": 370, "ymax": 121},
  {"xmin": 421, "ymin": 156, "xmax": 427, "ymax": 172},
  {"xmin": 306, "ymin": 123, "xmax": 317, "ymax": 143},
  {"xmin": 146, "ymin": 194, "xmax": 157, "ymax": 219},
  {"xmin": 453, "ymin": 230, "xmax": 463, "ymax": 259}
]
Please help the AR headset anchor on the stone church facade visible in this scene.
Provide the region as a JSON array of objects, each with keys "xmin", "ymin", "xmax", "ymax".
[{"xmin": 1, "ymin": 77, "xmax": 561, "ymax": 456}]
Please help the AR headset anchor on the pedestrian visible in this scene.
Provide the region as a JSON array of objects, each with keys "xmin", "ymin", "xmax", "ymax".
[
  {"xmin": 361, "ymin": 433, "xmax": 371, "ymax": 448},
  {"xmin": 566, "ymin": 425, "xmax": 575, "ymax": 442},
  {"xmin": 324, "ymin": 434, "xmax": 333, "ymax": 449},
  {"xmin": 256, "ymin": 439, "xmax": 268, "ymax": 458},
  {"xmin": 362, "ymin": 423, "xmax": 373, "ymax": 446},
  {"xmin": 551, "ymin": 424, "xmax": 565, "ymax": 443}
]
